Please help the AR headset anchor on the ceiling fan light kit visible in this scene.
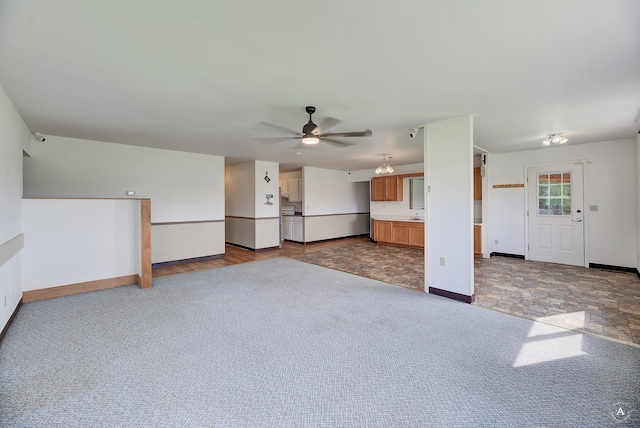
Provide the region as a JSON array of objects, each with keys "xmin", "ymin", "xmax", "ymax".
[
  {"xmin": 543, "ymin": 133, "xmax": 568, "ymax": 146},
  {"xmin": 301, "ymin": 136, "xmax": 320, "ymax": 145}
]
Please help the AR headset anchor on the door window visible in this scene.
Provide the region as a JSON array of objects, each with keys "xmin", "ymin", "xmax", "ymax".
[{"xmin": 538, "ymin": 172, "xmax": 571, "ymax": 216}]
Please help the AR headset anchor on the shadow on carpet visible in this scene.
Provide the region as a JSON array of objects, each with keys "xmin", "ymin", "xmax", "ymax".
[{"xmin": 292, "ymin": 242, "xmax": 424, "ymax": 291}]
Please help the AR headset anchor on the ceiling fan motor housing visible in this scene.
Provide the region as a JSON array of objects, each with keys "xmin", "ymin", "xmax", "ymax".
[
  {"xmin": 303, "ymin": 121, "xmax": 319, "ymax": 135},
  {"xmin": 303, "ymin": 106, "xmax": 319, "ymax": 135}
]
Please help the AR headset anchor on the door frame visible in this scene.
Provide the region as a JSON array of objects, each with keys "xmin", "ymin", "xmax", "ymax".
[{"xmin": 523, "ymin": 160, "xmax": 589, "ymax": 267}]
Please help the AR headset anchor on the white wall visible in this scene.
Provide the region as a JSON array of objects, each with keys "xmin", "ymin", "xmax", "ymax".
[
  {"xmin": 425, "ymin": 115, "xmax": 474, "ymax": 298},
  {"xmin": 254, "ymin": 161, "xmax": 280, "ymax": 219},
  {"xmin": 255, "ymin": 218, "xmax": 280, "ymax": 249},
  {"xmin": 23, "ymin": 136, "xmax": 225, "ymax": 263},
  {"xmin": 304, "ymin": 214, "xmax": 370, "ymax": 242},
  {"xmin": 636, "ymin": 133, "xmax": 640, "ymax": 273},
  {"xmin": 24, "ymin": 136, "xmax": 225, "ymax": 221},
  {"xmin": 225, "ymin": 160, "xmax": 280, "ymax": 250},
  {"xmin": 290, "ymin": 166, "xmax": 370, "ymax": 242},
  {"xmin": 0, "ymin": 84, "xmax": 29, "ymax": 331},
  {"xmin": 254, "ymin": 161, "xmax": 280, "ymax": 249},
  {"xmin": 491, "ymin": 138, "xmax": 637, "ymax": 267},
  {"xmin": 225, "ymin": 217, "xmax": 256, "ymax": 249},
  {"xmin": 226, "ymin": 162, "xmax": 256, "ymax": 217},
  {"xmin": 152, "ymin": 222, "xmax": 224, "ymax": 263},
  {"xmin": 22, "ymin": 199, "xmax": 141, "ymax": 291},
  {"xmin": 303, "ymin": 166, "xmax": 369, "ymax": 215}
]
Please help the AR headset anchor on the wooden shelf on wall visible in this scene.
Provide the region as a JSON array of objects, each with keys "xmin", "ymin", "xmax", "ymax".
[{"xmin": 492, "ymin": 184, "xmax": 524, "ymax": 188}]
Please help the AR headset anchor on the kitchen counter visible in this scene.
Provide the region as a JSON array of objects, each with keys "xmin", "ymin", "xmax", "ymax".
[
  {"xmin": 371, "ymin": 216, "xmax": 424, "ymax": 223},
  {"xmin": 372, "ymin": 216, "xmax": 481, "ymax": 225}
]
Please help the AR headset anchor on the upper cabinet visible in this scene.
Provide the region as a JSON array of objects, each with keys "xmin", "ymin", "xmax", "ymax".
[
  {"xmin": 473, "ymin": 167, "xmax": 482, "ymax": 201},
  {"xmin": 287, "ymin": 178, "xmax": 302, "ymax": 202},
  {"xmin": 371, "ymin": 176, "xmax": 403, "ymax": 201}
]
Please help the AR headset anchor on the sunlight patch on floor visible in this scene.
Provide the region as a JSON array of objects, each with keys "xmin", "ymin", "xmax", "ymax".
[{"xmin": 513, "ymin": 311, "xmax": 587, "ymax": 367}]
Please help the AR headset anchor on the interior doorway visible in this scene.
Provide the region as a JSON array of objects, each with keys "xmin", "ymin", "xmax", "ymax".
[{"xmin": 526, "ymin": 162, "xmax": 586, "ymax": 267}]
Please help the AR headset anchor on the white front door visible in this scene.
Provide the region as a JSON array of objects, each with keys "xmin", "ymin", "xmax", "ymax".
[{"xmin": 527, "ymin": 162, "xmax": 585, "ymax": 266}]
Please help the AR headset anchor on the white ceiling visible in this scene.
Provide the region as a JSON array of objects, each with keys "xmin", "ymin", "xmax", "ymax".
[{"xmin": 1, "ymin": 1, "xmax": 639, "ymax": 172}]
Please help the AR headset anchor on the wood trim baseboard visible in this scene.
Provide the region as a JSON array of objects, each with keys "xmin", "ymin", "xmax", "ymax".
[
  {"xmin": 428, "ymin": 287, "xmax": 475, "ymax": 304},
  {"xmin": 140, "ymin": 199, "xmax": 152, "ymax": 289},
  {"xmin": 22, "ymin": 275, "xmax": 139, "ymax": 303},
  {"xmin": 0, "ymin": 298, "xmax": 22, "ymax": 345}
]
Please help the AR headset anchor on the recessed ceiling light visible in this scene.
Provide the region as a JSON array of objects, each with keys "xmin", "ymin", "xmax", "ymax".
[{"xmin": 295, "ymin": 152, "xmax": 302, "ymax": 155}]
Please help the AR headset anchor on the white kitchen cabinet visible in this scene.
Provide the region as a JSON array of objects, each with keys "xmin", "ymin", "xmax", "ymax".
[
  {"xmin": 287, "ymin": 179, "xmax": 302, "ymax": 202},
  {"xmin": 282, "ymin": 216, "xmax": 293, "ymax": 240},
  {"xmin": 279, "ymin": 180, "xmax": 288, "ymax": 195},
  {"xmin": 282, "ymin": 216, "xmax": 303, "ymax": 242},
  {"xmin": 292, "ymin": 216, "xmax": 303, "ymax": 242}
]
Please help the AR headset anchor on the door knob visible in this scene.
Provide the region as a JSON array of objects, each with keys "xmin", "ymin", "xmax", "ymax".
[{"xmin": 571, "ymin": 218, "xmax": 582, "ymax": 222}]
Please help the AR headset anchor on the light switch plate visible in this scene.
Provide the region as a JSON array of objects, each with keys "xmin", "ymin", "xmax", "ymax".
[{"xmin": 589, "ymin": 205, "xmax": 598, "ymax": 211}]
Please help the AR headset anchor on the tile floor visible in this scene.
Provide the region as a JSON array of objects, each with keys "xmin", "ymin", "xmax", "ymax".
[
  {"xmin": 153, "ymin": 237, "xmax": 640, "ymax": 346},
  {"xmin": 474, "ymin": 255, "xmax": 640, "ymax": 345}
]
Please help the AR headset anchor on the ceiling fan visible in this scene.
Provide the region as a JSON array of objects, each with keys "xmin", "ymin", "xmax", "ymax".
[{"xmin": 256, "ymin": 106, "xmax": 372, "ymax": 148}]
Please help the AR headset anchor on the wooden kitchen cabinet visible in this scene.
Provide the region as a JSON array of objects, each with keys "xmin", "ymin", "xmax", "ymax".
[
  {"xmin": 392, "ymin": 223, "xmax": 410, "ymax": 246},
  {"xmin": 474, "ymin": 225, "xmax": 481, "ymax": 257},
  {"xmin": 409, "ymin": 222, "xmax": 425, "ymax": 247},
  {"xmin": 373, "ymin": 220, "xmax": 423, "ymax": 248},
  {"xmin": 371, "ymin": 176, "xmax": 403, "ymax": 201},
  {"xmin": 474, "ymin": 167, "xmax": 482, "ymax": 201},
  {"xmin": 374, "ymin": 220, "xmax": 393, "ymax": 243}
]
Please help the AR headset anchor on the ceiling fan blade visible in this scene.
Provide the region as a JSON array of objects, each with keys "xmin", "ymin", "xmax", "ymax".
[
  {"xmin": 320, "ymin": 130, "xmax": 372, "ymax": 138},
  {"xmin": 321, "ymin": 137, "xmax": 356, "ymax": 148},
  {"xmin": 255, "ymin": 122, "xmax": 300, "ymax": 135},
  {"xmin": 254, "ymin": 136, "xmax": 297, "ymax": 144},
  {"xmin": 318, "ymin": 117, "xmax": 343, "ymax": 133}
]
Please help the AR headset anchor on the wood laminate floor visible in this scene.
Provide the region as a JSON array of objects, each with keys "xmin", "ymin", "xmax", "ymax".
[{"xmin": 153, "ymin": 236, "xmax": 640, "ymax": 345}]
